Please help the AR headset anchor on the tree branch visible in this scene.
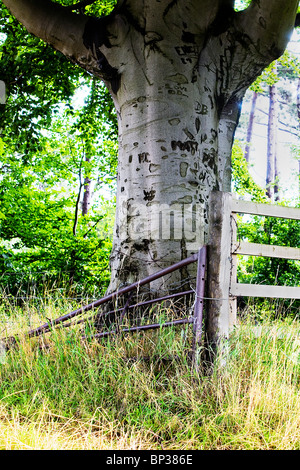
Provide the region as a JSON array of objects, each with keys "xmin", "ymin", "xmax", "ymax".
[
  {"xmin": 239, "ymin": 0, "xmax": 298, "ymax": 61},
  {"xmin": 73, "ymin": 175, "xmax": 83, "ymax": 237},
  {"xmin": 0, "ymin": 0, "xmax": 119, "ymax": 81},
  {"xmin": 2, "ymin": 0, "xmax": 87, "ymax": 56}
]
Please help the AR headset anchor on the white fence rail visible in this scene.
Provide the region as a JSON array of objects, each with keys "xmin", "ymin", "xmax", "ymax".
[
  {"xmin": 206, "ymin": 192, "xmax": 300, "ymax": 347},
  {"xmin": 231, "ymin": 197, "xmax": 300, "ymax": 302}
]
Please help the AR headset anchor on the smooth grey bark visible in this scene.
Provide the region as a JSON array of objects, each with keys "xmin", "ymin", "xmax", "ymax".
[{"xmin": 2, "ymin": 0, "xmax": 298, "ymax": 294}]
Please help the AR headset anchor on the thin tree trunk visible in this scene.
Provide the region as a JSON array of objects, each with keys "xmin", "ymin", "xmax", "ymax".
[
  {"xmin": 73, "ymin": 167, "xmax": 83, "ymax": 237},
  {"xmin": 297, "ymin": 77, "xmax": 300, "ymax": 200},
  {"xmin": 274, "ymin": 145, "xmax": 280, "ymax": 202},
  {"xmin": 244, "ymin": 90, "xmax": 258, "ymax": 164},
  {"xmin": 297, "ymin": 77, "xmax": 300, "ymax": 123},
  {"xmin": 70, "ymin": 165, "xmax": 83, "ymax": 284},
  {"xmin": 81, "ymin": 79, "xmax": 97, "ymax": 217},
  {"xmin": 298, "ymin": 159, "xmax": 300, "ymax": 202},
  {"xmin": 82, "ymin": 156, "xmax": 91, "ymax": 216},
  {"xmin": 266, "ymin": 64, "xmax": 279, "ymax": 202}
]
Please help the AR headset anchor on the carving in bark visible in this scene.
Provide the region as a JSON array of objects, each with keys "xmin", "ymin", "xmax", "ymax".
[{"xmin": 1, "ymin": 0, "xmax": 298, "ymax": 294}]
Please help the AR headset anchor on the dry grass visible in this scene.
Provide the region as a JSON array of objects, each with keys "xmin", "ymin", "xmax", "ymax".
[
  {"xmin": 0, "ymin": 404, "xmax": 157, "ymax": 450},
  {"xmin": 1, "ymin": 297, "xmax": 300, "ymax": 450}
]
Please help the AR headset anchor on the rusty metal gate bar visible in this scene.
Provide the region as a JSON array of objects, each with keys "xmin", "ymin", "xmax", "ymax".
[
  {"xmin": 58, "ymin": 289, "xmax": 195, "ymax": 330},
  {"xmin": 192, "ymin": 246, "xmax": 207, "ymax": 352},
  {"xmin": 2, "ymin": 247, "xmax": 207, "ymax": 353},
  {"xmin": 24, "ymin": 251, "xmax": 199, "ymax": 338},
  {"xmin": 82, "ymin": 318, "xmax": 194, "ymax": 341}
]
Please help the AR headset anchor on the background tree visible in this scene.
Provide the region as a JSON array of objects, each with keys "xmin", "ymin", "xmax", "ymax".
[
  {"xmin": 266, "ymin": 62, "xmax": 280, "ymax": 202},
  {"xmin": 244, "ymin": 89, "xmax": 258, "ymax": 165},
  {"xmin": 237, "ymin": 46, "xmax": 300, "ymax": 202}
]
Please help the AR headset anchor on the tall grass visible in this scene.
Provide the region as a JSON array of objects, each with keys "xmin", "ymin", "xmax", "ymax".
[{"xmin": 1, "ymin": 295, "xmax": 300, "ymax": 450}]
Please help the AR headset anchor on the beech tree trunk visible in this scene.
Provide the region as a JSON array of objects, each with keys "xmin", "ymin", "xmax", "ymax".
[{"xmin": 1, "ymin": 0, "xmax": 298, "ymax": 295}]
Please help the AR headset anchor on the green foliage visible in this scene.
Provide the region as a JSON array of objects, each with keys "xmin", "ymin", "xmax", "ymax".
[
  {"xmin": 0, "ymin": 143, "xmax": 114, "ymax": 296},
  {"xmin": 234, "ymin": 0, "xmax": 251, "ymax": 11},
  {"xmin": 232, "ymin": 141, "xmax": 267, "ymax": 202},
  {"xmin": 57, "ymin": 0, "xmax": 117, "ymax": 16},
  {"xmin": 0, "ymin": 90, "xmax": 117, "ymax": 296},
  {"xmin": 0, "ymin": 4, "xmax": 83, "ymax": 155},
  {"xmin": 250, "ymin": 51, "xmax": 300, "ymax": 93},
  {"xmin": 0, "ymin": 4, "xmax": 118, "ymax": 298}
]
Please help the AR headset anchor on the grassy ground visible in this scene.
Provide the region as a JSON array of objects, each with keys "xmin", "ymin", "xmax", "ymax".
[{"xmin": 1, "ymin": 296, "xmax": 300, "ymax": 450}]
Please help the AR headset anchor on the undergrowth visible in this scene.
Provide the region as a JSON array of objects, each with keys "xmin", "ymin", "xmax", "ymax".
[{"xmin": 1, "ymin": 296, "xmax": 300, "ymax": 450}]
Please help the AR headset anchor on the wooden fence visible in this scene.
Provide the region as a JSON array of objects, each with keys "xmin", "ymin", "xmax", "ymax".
[{"xmin": 207, "ymin": 191, "xmax": 300, "ymax": 347}]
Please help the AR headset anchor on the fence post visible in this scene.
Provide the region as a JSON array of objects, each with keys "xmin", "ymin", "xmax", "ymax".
[
  {"xmin": 230, "ymin": 210, "xmax": 238, "ymax": 326},
  {"xmin": 206, "ymin": 191, "xmax": 235, "ymax": 351},
  {"xmin": 192, "ymin": 246, "xmax": 207, "ymax": 363}
]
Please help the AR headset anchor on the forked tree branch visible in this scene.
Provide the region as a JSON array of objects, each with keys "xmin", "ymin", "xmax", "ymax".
[
  {"xmin": 239, "ymin": 0, "xmax": 298, "ymax": 60},
  {"xmin": 1, "ymin": 0, "xmax": 114, "ymax": 78}
]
